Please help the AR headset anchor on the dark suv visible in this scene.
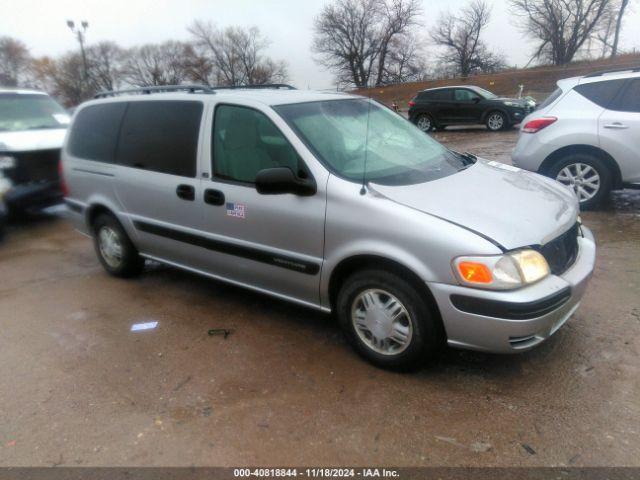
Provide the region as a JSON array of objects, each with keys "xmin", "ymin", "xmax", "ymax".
[{"xmin": 408, "ymin": 86, "xmax": 535, "ymax": 132}]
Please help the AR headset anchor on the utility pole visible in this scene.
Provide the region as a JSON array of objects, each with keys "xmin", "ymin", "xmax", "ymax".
[{"xmin": 66, "ymin": 20, "xmax": 89, "ymax": 81}]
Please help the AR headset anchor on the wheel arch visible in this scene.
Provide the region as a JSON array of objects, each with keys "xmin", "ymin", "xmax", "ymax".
[
  {"xmin": 539, "ymin": 144, "xmax": 623, "ymax": 189},
  {"xmin": 327, "ymin": 254, "xmax": 442, "ymax": 322}
]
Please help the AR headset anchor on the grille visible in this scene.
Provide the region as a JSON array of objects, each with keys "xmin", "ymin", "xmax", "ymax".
[
  {"xmin": 2, "ymin": 149, "xmax": 61, "ymax": 184},
  {"xmin": 538, "ymin": 223, "xmax": 580, "ymax": 275}
]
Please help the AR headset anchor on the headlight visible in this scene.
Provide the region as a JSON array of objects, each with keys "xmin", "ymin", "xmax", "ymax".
[
  {"xmin": 503, "ymin": 101, "xmax": 520, "ymax": 107},
  {"xmin": 452, "ymin": 249, "xmax": 550, "ymax": 290},
  {"xmin": 0, "ymin": 155, "xmax": 16, "ymax": 170}
]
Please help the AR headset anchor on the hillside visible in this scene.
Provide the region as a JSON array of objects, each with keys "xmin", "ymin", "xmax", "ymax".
[{"xmin": 355, "ymin": 53, "xmax": 640, "ymax": 108}]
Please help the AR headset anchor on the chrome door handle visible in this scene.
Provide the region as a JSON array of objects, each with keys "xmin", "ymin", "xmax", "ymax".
[{"xmin": 603, "ymin": 123, "xmax": 629, "ymax": 129}]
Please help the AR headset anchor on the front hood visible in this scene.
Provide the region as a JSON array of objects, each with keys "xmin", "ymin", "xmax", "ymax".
[
  {"xmin": 494, "ymin": 97, "xmax": 528, "ymax": 106},
  {"xmin": 0, "ymin": 128, "xmax": 66, "ymax": 152},
  {"xmin": 371, "ymin": 160, "xmax": 578, "ymax": 250}
]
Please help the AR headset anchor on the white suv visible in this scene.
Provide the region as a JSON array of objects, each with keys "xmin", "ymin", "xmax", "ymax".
[{"xmin": 512, "ymin": 68, "xmax": 640, "ymax": 209}]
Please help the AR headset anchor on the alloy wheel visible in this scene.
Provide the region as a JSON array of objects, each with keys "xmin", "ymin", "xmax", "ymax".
[
  {"xmin": 487, "ymin": 113, "xmax": 504, "ymax": 131},
  {"xmin": 351, "ymin": 289, "xmax": 413, "ymax": 356},
  {"xmin": 416, "ymin": 115, "xmax": 432, "ymax": 132},
  {"xmin": 556, "ymin": 163, "xmax": 601, "ymax": 203}
]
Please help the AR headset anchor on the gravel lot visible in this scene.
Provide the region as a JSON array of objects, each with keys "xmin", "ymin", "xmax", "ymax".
[{"xmin": 1, "ymin": 127, "xmax": 639, "ymax": 467}]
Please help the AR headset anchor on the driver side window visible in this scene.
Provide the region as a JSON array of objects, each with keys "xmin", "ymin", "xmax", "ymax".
[{"xmin": 212, "ymin": 104, "xmax": 301, "ymax": 184}]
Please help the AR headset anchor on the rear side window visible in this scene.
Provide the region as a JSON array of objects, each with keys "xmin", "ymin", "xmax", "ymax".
[
  {"xmin": 117, "ymin": 101, "xmax": 203, "ymax": 177},
  {"xmin": 429, "ymin": 89, "xmax": 452, "ymax": 101},
  {"xmin": 67, "ymin": 103, "xmax": 127, "ymax": 163},
  {"xmin": 574, "ymin": 80, "xmax": 626, "ymax": 108},
  {"xmin": 537, "ymin": 88, "xmax": 563, "ymax": 110},
  {"xmin": 609, "ymin": 79, "xmax": 640, "ymax": 113}
]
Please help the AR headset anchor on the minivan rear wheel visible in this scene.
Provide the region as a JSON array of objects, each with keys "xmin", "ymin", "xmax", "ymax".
[
  {"xmin": 547, "ymin": 153, "xmax": 612, "ymax": 210},
  {"xmin": 336, "ymin": 269, "xmax": 442, "ymax": 370},
  {"xmin": 93, "ymin": 213, "xmax": 144, "ymax": 278}
]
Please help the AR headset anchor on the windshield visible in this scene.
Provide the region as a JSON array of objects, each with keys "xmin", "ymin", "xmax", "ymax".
[
  {"xmin": 0, "ymin": 93, "xmax": 70, "ymax": 132},
  {"xmin": 473, "ymin": 87, "xmax": 498, "ymax": 99},
  {"xmin": 274, "ymin": 99, "xmax": 467, "ymax": 186}
]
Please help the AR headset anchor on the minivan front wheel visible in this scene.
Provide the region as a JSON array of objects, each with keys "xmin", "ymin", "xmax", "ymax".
[
  {"xmin": 415, "ymin": 114, "xmax": 434, "ymax": 132},
  {"xmin": 93, "ymin": 213, "xmax": 144, "ymax": 277},
  {"xmin": 548, "ymin": 153, "xmax": 612, "ymax": 210},
  {"xmin": 336, "ymin": 269, "xmax": 442, "ymax": 370}
]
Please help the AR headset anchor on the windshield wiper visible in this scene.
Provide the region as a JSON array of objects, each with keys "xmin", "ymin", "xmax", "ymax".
[
  {"xmin": 450, "ymin": 150, "xmax": 477, "ymax": 167},
  {"xmin": 24, "ymin": 125, "xmax": 64, "ymax": 130}
]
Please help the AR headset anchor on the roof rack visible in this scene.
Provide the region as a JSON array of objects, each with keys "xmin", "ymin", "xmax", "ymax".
[
  {"xmin": 583, "ymin": 66, "xmax": 640, "ymax": 78},
  {"xmin": 95, "ymin": 84, "xmax": 214, "ymax": 98},
  {"xmin": 210, "ymin": 83, "xmax": 297, "ymax": 91},
  {"xmin": 94, "ymin": 83, "xmax": 297, "ymax": 99}
]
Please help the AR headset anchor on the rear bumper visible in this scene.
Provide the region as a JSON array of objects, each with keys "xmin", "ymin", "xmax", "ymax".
[
  {"xmin": 4, "ymin": 181, "xmax": 63, "ymax": 212},
  {"xmin": 428, "ymin": 226, "xmax": 596, "ymax": 353}
]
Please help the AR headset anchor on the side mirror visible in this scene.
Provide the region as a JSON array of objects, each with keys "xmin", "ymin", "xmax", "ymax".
[
  {"xmin": 473, "ymin": 96, "xmax": 481, "ymax": 103},
  {"xmin": 255, "ymin": 167, "xmax": 316, "ymax": 196}
]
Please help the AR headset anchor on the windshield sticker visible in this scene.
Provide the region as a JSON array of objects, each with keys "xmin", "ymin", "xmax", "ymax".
[
  {"xmin": 53, "ymin": 113, "xmax": 71, "ymax": 124},
  {"xmin": 486, "ymin": 160, "xmax": 521, "ymax": 172},
  {"xmin": 226, "ymin": 202, "xmax": 246, "ymax": 219}
]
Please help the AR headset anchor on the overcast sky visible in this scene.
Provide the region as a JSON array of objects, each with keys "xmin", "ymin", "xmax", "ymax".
[{"xmin": 2, "ymin": 0, "xmax": 639, "ymax": 89}]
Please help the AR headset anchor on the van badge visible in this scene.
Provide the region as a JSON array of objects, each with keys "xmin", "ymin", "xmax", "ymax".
[{"xmin": 226, "ymin": 202, "xmax": 246, "ymax": 219}]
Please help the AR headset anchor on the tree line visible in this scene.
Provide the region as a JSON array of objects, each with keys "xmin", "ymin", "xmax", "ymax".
[
  {"xmin": 0, "ymin": 0, "xmax": 634, "ymax": 105},
  {"xmin": 0, "ymin": 23, "xmax": 288, "ymax": 106}
]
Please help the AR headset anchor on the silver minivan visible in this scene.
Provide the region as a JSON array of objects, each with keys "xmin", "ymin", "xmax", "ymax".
[{"xmin": 62, "ymin": 85, "xmax": 596, "ymax": 369}]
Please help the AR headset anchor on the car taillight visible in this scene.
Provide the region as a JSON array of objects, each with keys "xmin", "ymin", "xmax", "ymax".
[
  {"xmin": 522, "ymin": 117, "xmax": 557, "ymax": 133},
  {"xmin": 408, "ymin": 100, "xmax": 415, "ymax": 107},
  {"xmin": 58, "ymin": 160, "xmax": 69, "ymax": 197}
]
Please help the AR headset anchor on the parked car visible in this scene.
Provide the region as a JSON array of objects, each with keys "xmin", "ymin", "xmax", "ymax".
[
  {"xmin": 0, "ymin": 88, "xmax": 69, "ymax": 219},
  {"xmin": 62, "ymin": 85, "xmax": 595, "ymax": 370},
  {"xmin": 408, "ymin": 85, "xmax": 535, "ymax": 132},
  {"xmin": 513, "ymin": 68, "xmax": 640, "ymax": 209}
]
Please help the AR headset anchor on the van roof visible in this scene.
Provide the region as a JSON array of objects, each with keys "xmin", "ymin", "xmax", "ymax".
[{"xmin": 84, "ymin": 88, "xmax": 359, "ymax": 108}]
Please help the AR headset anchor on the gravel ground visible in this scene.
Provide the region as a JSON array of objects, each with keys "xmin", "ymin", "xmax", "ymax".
[{"xmin": 0, "ymin": 127, "xmax": 639, "ymax": 467}]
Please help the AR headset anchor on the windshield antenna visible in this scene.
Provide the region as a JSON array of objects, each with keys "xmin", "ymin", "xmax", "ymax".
[{"xmin": 360, "ymin": 82, "xmax": 373, "ymax": 195}]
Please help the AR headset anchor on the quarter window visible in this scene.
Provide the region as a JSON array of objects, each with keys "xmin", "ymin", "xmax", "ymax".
[
  {"xmin": 67, "ymin": 103, "xmax": 127, "ymax": 163},
  {"xmin": 609, "ymin": 79, "xmax": 640, "ymax": 113},
  {"xmin": 574, "ymin": 80, "xmax": 626, "ymax": 108},
  {"xmin": 117, "ymin": 101, "xmax": 203, "ymax": 177},
  {"xmin": 454, "ymin": 89, "xmax": 478, "ymax": 102},
  {"xmin": 213, "ymin": 105, "xmax": 301, "ymax": 183}
]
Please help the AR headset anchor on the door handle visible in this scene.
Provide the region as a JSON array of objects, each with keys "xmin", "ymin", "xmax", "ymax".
[
  {"xmin": 204, "ymin": 188, "xmax": 225, "ymax": 206},
  {"xmin": 603, "ymin": 122, "xmax": 629, "ymax": 129},
  {"xmin": 176, "ymin": 184, "xmax": 195, "ymax": 201}
]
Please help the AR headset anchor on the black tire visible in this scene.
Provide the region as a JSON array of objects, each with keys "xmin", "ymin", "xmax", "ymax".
[
  {"xmin": 414, "ymin": 113, "xmax": 434, "ymax": 132},
  {"xmin": 546, "ymin": 153, "xmax": 612, "ymax": 210},
  {"xmin": 485, "ymin": 111, "xmax": 507, "ymax": 131},
  {"xmin": 336, "ymin": 269, "xmax": 443, "ymax": 371},
  {"xmin": 92, "ymin": 213, "xmax": 144, "ymax": 278}
]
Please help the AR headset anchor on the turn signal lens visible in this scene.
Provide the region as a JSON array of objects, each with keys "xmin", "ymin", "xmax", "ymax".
[
  {"xmin": 408, "ymin": 100, "xmax": 416, "ymax": 107},
  {"xmin": 457, "ymin": 262, "xmax": 493, "ymax": 284},
  {"xmin": 522, "ymin": 117, "xmax": 557, "ymax": 133}
]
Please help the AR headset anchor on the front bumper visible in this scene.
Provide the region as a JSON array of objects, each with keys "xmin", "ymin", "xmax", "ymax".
[{"xmin": 428, "ymin": 226, "xmax": 596, "ymax": 353}]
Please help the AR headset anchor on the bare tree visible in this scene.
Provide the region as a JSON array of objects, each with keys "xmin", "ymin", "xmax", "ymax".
[
  {"xmin": 85, "ymin": 41, "xmax": 126, "ymax": 92},
  {"xmin": 381, "ymin": 34, "xmax": 428, "ymax": 84},
  {"xmin": 313, "ymin": 0, "xmax": 422, "ymax": 88},
  {"xmin": 0, "ymin": 36, "xmax": 31, "ymax": 86},
  {"xmin": 610, "ymin": 0, "xmax": 631, "ymax": 57},
  {"xmin": 123, "ymin": 41, "xmax": 191, "ymax": 86},
  {"xmin": 188, "ymin": 21, "xmax": 289, "ymax": 86},
  {"xmin": 510, "ymin": 0, "xmax": 612, "ymax": 65},
  {"xmin": 430, "ymin": 0, "xmax": 504, "ymax": 77},
  {"xmin": 29, "ymin": 52, "xmax": 95, "ymax": 106}
]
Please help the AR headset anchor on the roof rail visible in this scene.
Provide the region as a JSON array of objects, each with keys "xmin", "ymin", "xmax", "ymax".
[
  {"xmin": 210, "ymin": 83, "xmax": 297, "ymax": 91},
  {"xmin": 583, "ymin": 66, "xmax": 640, "ymax": 78},
  {"xmin": 94, "ymin": 84, "xmax": 215, "ymax": 98}
]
